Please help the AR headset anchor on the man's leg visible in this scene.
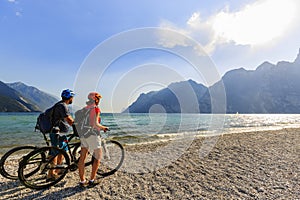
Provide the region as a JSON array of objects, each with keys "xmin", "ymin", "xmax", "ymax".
[{"xmin": 48, "ymin": 133, "xmax": 59, "ymax": 178}]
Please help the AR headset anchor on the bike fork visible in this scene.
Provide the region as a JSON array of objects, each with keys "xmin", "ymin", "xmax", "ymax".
[{"xmin": 101, "ymin": 140, "xmax": 110, "ymax": 160}]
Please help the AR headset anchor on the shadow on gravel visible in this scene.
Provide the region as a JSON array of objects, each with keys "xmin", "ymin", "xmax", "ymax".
[
  {"xmin": 0, "ymin": 180, "xmax": 86, "ymax": 200},
  {"xmin": 0, "ymin": 180, "xmax": 22, "ymax": 196}
]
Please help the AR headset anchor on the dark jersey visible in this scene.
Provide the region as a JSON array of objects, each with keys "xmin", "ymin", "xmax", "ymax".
[{"xmin": 52, "ymin": 101, "xmax": 70, "ymax": 133}]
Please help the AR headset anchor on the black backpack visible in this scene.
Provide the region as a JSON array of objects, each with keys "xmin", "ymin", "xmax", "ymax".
[
  {"xmin": 74, "ymin": 107, "xmax": 94, "ymax": 137},
  {"xmin": 35, "ymin": 103, "xmax": 60, "ymax": 134}
]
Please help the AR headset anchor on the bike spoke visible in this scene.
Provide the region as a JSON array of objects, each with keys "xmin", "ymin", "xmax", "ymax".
[
  {"xmin": 18, "ymin": 146, "xmax": 70, "ymax": 190},
  {"xmin": 0, "ymin": 146, "xmax": 37, "ymax": 180},
  {"xmin": 98, "ymin": 140, "xmax": 124, "ymax": 176}
]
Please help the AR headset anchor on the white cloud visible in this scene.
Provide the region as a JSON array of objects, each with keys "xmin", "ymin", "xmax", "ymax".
[
  {"xmin": 15, "ymin": 11, "xmax": 22, "ymax": 17},
  {"xmin": 187, "ymin": 12, "xmax": 201, "ymax": 27},
  {"xmin": 211, "ymin": 0, "xmax": 297, "ymax": 45},
  {"xmin": 157, "ymin": 20, "xmax": 190, "ymax": 48},
  {"xmin": 160, "ymin": 0, "xmax": 299, "ymax": 54},
  {"xmin": 158, "ymin": 13, "xmax": 215, "ymax": 56}
]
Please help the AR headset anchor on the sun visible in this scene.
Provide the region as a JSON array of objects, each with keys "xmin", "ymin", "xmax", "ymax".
[{"xmin": 211, "ymin": 0, "xmax": 297, "ymax": 46}]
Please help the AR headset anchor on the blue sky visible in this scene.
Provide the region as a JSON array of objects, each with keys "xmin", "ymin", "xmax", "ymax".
[{"xmin": 1, "ymin": 0, "xmax": 300, "ymax": 112}]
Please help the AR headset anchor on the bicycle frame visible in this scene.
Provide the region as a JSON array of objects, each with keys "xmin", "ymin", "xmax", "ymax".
[{"xmin": 18, "ymin": 125, "xmax": 124, "ymax": 190}]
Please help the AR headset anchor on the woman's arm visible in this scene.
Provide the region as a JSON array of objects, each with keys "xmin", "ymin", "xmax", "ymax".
[{"xmin": 93, "ymin": 112, "xmax": 109, "ymax": 131}]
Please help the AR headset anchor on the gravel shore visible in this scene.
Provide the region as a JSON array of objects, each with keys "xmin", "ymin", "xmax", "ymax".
[{"xmin": 0, "ymin": 128, "xmax": 299, "ymax": 199}]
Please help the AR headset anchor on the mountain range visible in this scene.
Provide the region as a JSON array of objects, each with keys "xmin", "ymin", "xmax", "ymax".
[
  {"xmin": 0, "ymin": 81, "xmax": 58, "ymax": 112},
  {"xmin": 125, "ymin": 48, "xmax": 300, "ymax": 114},
  {"xmin": 2, "ymin": 49, "xmax": 300, "ymax": 113}
]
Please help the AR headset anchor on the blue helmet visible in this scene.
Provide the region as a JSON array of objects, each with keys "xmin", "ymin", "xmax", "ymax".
[{"xmin": 61, "ymin": 89, "xmax": 75, "ymax": 99}]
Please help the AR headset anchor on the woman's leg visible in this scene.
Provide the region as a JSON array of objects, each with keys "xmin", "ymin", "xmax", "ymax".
[
  {"xmin": 78, "ymin": 147, "xmax": 88, "ymax": 182},
  {"xmin": 90, "ymin": 148, "xmax": 102, "ymax": 181}
]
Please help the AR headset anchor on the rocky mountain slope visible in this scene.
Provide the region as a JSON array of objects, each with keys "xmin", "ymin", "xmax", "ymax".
[
  {"xmin": 125, "ymin": 49, "xmax": 300, "ymax": 114},
  {"xmin": 0, "ymin": 81, "xmax": 58, "ymax": 112}
]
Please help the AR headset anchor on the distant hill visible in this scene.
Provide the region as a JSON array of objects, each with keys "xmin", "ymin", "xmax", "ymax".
[
  {"xmin": 220, "ymin": 59, "xmax": 300, "ymax": 113},
  {"xmin": 7, "ymin": 82, "xmax": 58, "ymax": 111},
  {"xmin": 125, "ymin": 48, "xmax": 300, "ymax": 114},
  {"xmin": 125, "ymin": 80, "xmax": 207, "ymax": 113},
  {"xmin": 0, "ymin": 81, "xmax": 40, "ymax": 112}
]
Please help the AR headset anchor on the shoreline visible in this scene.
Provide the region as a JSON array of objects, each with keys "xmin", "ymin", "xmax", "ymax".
[
  {"xmin": 0, "ymin": 125, "xmax": 295, "ymax": 156},
  {"xmin": 0, "ymin": 128, "xmax": 299, "ymax": 199}
]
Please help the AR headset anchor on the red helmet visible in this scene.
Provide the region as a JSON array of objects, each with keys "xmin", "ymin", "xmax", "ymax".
[{"xmin": 88, "ymin": 92, "xmax": 102, "ymax": 101}]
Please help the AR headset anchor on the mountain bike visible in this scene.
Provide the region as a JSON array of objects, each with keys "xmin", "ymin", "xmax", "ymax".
[
  {"xmin": 18, "ymin": 127, "xmax": 124, "ymax": 190},
  {"xmin": 0, "ymin": 132, "xmax": 52, "ymax": 180},
  {"xmin": 0, "ymin": 125, "xmax": 81, "ymax": 180}
]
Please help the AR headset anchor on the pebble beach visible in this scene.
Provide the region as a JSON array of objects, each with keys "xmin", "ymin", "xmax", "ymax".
[{"xmin": 0, "ymin": 128, "xmax": 299, "ymax": 199}]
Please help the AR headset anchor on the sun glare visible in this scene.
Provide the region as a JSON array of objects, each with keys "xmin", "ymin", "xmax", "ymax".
[{"xmin": 212, "ymin": 0, "xmax": 297, "ymax": 45}]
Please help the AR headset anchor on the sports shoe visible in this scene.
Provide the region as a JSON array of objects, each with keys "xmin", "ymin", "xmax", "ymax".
[
  {"xmin": 87, "ymin": 179, "xmax": 101, "ymax": 188},
  {"xmin": 46, "ymin": 174, "xmax": 59, "ymax": 182},
  {"xmin": 79, "ymin": 179, "xmax": 88, "ymax": 188}
]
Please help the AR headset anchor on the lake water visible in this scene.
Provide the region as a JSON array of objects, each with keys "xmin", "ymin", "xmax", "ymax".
[{"xmin": 1, "ymin": 112, "xmax": 300, "ymax": 155}]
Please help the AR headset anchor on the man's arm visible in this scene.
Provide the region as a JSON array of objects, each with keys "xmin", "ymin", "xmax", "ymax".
[{"xmin": 65, "ymin": 115, "xmax": 74, "ymax": 126}]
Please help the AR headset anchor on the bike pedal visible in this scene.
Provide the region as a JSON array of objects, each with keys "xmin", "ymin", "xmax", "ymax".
[
  {"xmin": 55, "ymin": 164, "xmax": 68, "ymax": 168},
  {"xmin": 103, "ymin": 155, "xmax": 110, "ymax": 160},
  {"xmin": 69, "ymin": 163, "xmax": 78, "ymax": 171}
]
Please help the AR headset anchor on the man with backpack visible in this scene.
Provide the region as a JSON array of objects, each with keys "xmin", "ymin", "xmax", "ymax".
[
  {"xmin": 77, "ymin": 92, "xmax": 109, "ymax": 188},
  {"xmin": 47, "ymin": 89, "xmax": 75, "ymax": 181}
]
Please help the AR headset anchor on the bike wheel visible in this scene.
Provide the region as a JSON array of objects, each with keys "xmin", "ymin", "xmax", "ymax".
[
  {"xmin": 0, "ymin": 146, "xmax": 37, "ymax": 180},
  {"xmin": 97, "ymin": 140, "xmax": 124, "ymax": 176},
  {"xmin": 72, "ymin": 143, "xmax": 93, "ymax": 167},
  {"xmin": 18, "ymin": 146, "xmax": 70, "ymax": 190}
]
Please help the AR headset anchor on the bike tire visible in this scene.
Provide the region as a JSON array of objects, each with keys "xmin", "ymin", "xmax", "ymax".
[
  {"xmin": 18, "ymin": 146, "xmax": 70, "ymax": 190},
  {"xmin": 97, "ymin": 140, "xmax": 124, "ymax": 176},
  {"xmin": 72, "ymin": 143, "xmax": 93, "ymax": 167},
  {"xmin": 0, "ymin": 146, "xmax": 37, "ymax": 180}
]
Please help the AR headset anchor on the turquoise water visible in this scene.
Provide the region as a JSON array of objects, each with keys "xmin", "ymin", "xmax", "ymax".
[{"xmin": 1, "ymin": 113, "xmax": 300, "ymax": 154}]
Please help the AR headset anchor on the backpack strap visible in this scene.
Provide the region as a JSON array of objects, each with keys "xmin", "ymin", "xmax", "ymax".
[
  {"xmin": 87, "ymin": 105, "xmax": 98, "ymax": 124},
  {"xmin": 79, "ymin": 106, "xmax": 97, "ymax": 136},
  {"xmin": 83, "ymin": 106, "xmax": 96, "ymax": 125},
  {"xmin": 50, "ymin": 101, "xmax": 63, "ymax": 128}
]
